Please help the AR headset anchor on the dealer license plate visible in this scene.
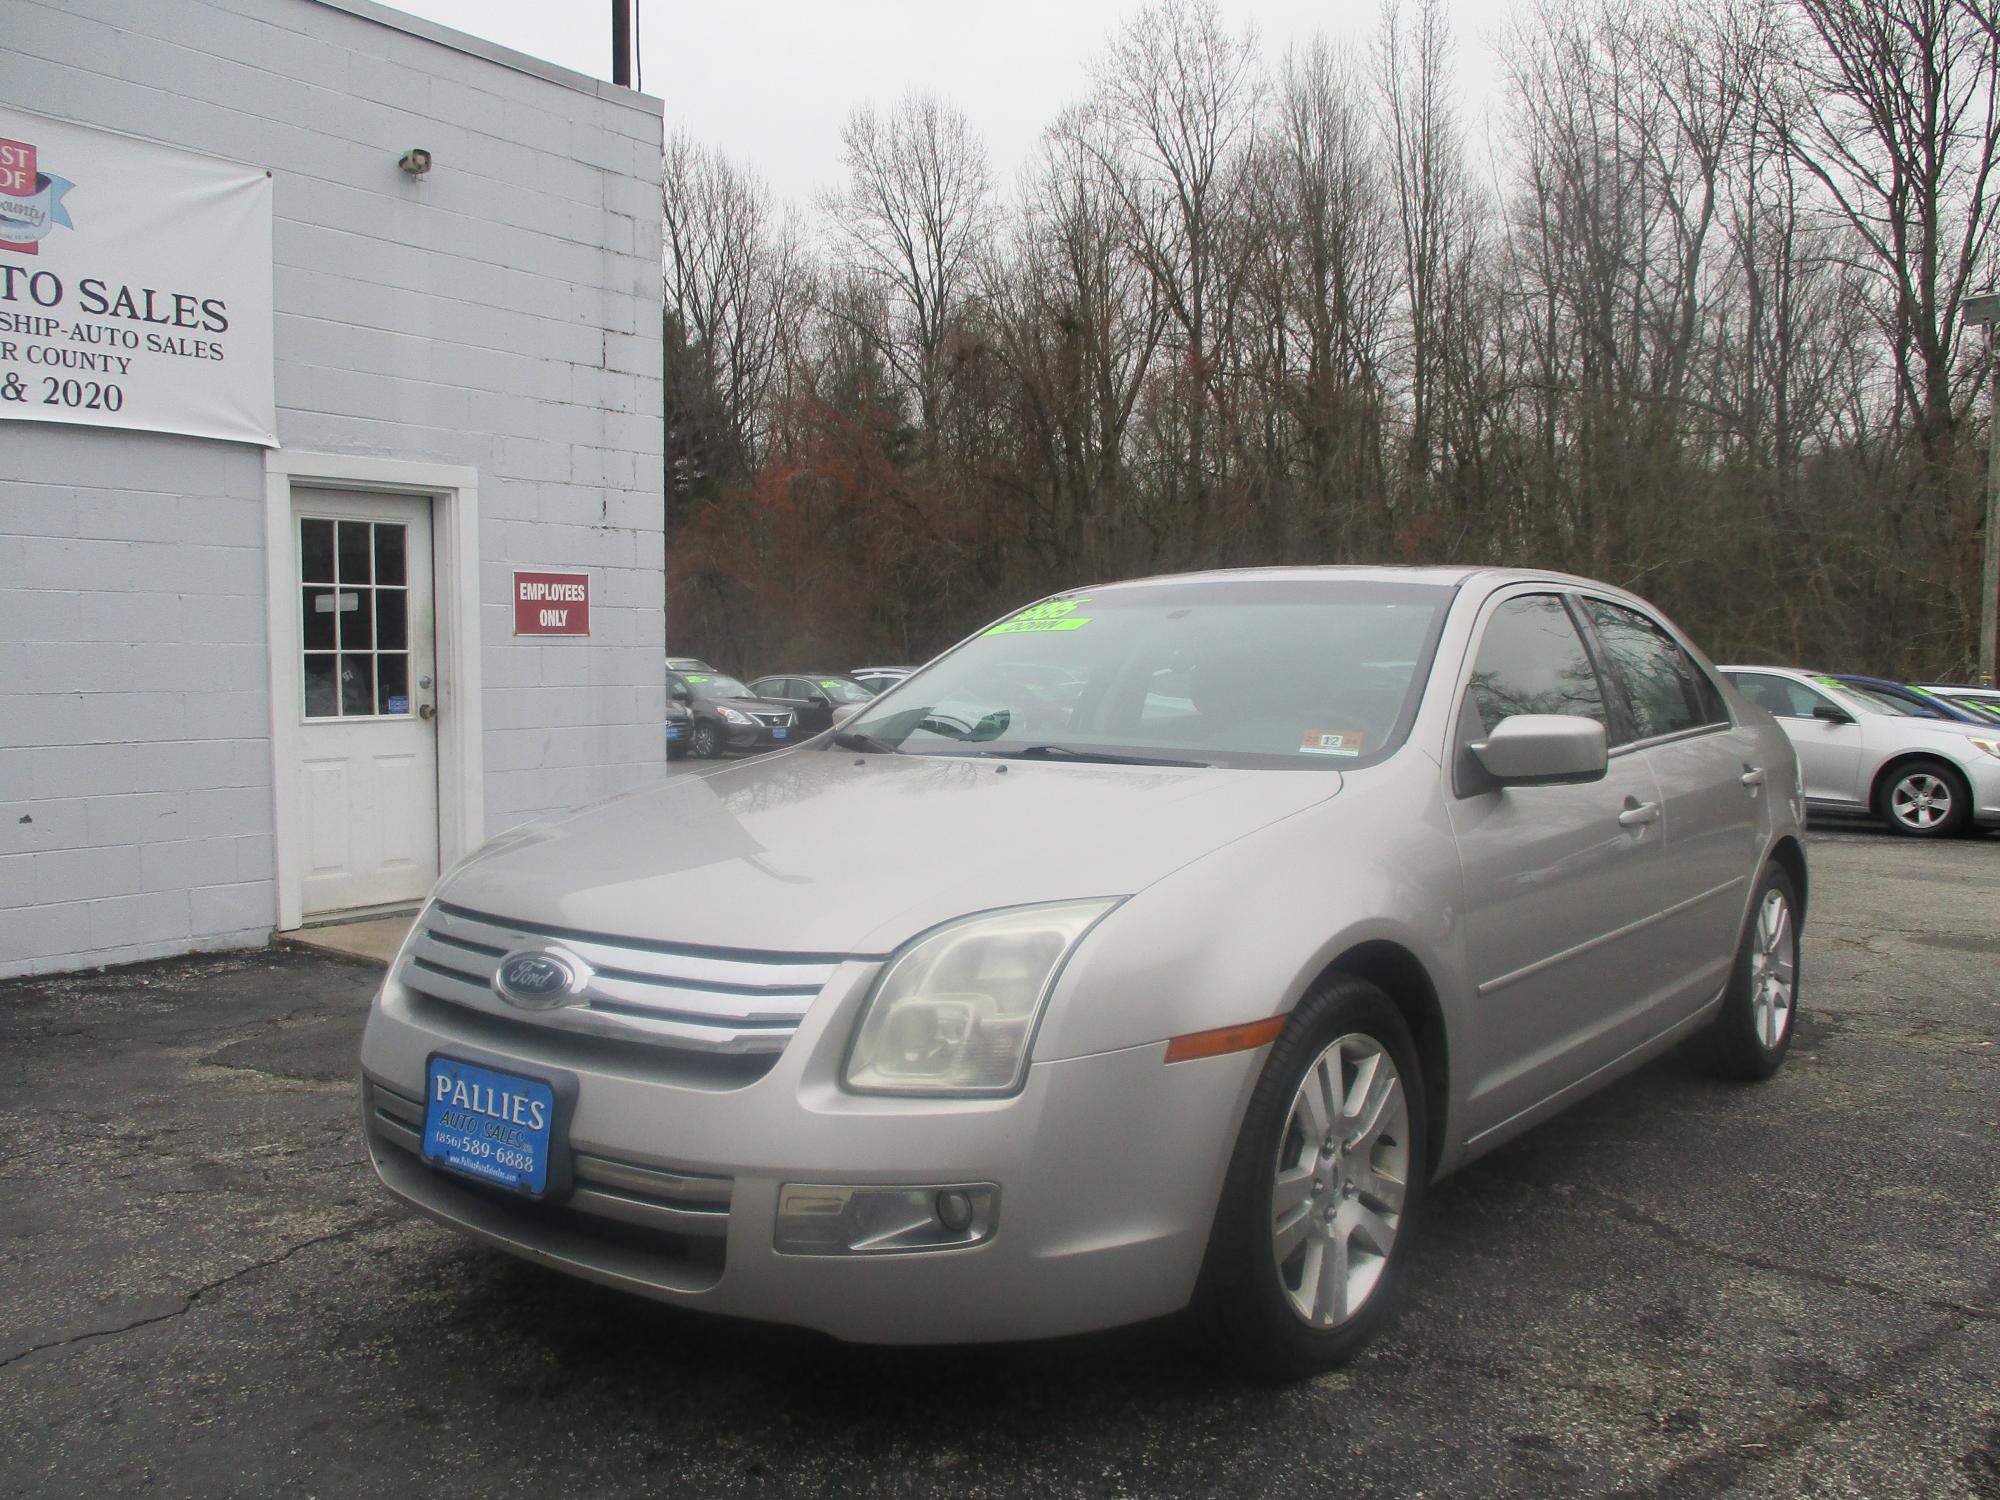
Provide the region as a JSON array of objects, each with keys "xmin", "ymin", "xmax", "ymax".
[
  {"xmin": 666, "ymin": 725, "xmax": 683, "ymax": 739},
  {"xmin": 422, "ymin": 1056, "xmax": 557, "ymax": 1195},
  {"xmin": 771, "ymin": 726, "xmax": 788, "ymax": 739}
]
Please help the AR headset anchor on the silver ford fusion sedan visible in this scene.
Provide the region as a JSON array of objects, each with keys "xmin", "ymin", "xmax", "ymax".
[{"xmin": 361, "ymin": 567, "xmax": 1807, "ymax": 1379}]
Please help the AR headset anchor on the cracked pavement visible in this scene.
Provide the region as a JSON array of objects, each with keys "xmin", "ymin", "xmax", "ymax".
[{"xmin": 1, "ymin": 828, "xmax": 1996, "ymax": 1497}]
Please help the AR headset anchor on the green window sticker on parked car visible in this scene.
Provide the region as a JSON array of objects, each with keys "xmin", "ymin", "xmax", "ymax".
[{"xmin": 985, "ymin": 598, "xmax": 1092, "ymax": 636}]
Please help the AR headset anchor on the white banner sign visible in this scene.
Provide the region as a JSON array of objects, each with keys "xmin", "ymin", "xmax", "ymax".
[{"xmin": 0, "ymin": 106, "xmax": 274, "ymax": 447}]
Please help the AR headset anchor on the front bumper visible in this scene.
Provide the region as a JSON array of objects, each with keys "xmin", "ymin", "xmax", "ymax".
[
  {"xmin": 723, "ymin": 719, "xmax": 794, "ymax": 751},
  {"xmin": 1970, "ymin": 754, "xmax": 2000, "ymax": 827},
  {"xmin": 359, "ymin": 961, "xmax": 1259, "ymax": 1344}
]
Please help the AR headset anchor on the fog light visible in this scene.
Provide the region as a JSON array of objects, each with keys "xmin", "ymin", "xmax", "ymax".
[{"xmin": 774, "ymin": 1182, "xmax": 999, "ymax": 1256}]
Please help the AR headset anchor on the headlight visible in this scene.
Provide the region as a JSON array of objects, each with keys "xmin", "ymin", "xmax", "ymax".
[
  {"xmin": 1969, "ymin": 738, "xmax": 2000, "ymax": 759},
  {"xmin": 718, "ymin": 706, "xmax": 752, "ymax": 725},
  {"xmin": 843, "ymin": 899, "xmax": 1119, "ymax": 1096}
]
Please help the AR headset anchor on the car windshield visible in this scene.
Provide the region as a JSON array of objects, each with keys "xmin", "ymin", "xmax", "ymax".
[
  {"xmin": 817, "ymin": 678, "xmax": 875, "ymax": 704},
  {"xmin": 1827, "ymin": 681, "xmax": 1917, "ymax": 717},
  {"xmin": 1954, "ymin": 697, "xmax": 2000, "ymax": 723},
  {"xmin": 684, "ymin": 672, "xmax": 751, "ymax": 698},
  {"xmin": 841, "ymin": 578, "xmax": 1454, "ymax": 769}
]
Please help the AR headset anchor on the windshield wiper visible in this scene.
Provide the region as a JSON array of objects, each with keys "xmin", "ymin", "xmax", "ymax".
[
  {"xmin": 832, "ymin": 729, "xmax": 899, "ymax": 754},
  {"xmin": 977, "ymin": 744, "xmax": 1211, "ymax": 768}
]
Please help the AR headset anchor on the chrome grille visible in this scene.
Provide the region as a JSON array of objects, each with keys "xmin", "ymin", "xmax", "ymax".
[
  {"xmin": 750, "ymin": 710, "xmax": 793, "ymax": 728},
  {"xmin": 398, "ymin": 901, "xmax": 841, "ymax": 1055},
  {"xmin": 367, "ymin": 1080, "xmax": 732, "ymax": 1241}
]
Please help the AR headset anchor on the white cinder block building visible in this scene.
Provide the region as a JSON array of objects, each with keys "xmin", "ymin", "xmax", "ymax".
[{"xmin": 1, "ymin": 0, "xmax": 667, "ymax": 976}]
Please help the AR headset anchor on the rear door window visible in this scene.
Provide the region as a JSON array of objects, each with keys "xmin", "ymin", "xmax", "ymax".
[{"xmin": 1582, "ymin": 599, "xmax": 1727, "ymax": 743}]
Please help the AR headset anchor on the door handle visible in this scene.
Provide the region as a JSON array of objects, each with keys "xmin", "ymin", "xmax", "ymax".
[
  {"xmin": 1740, "ymin": 767, "xmax": 1765, "ymax": 787},
  {"xmin": 1617, "ymin": 801, "xmax": 1661, "ymax": 828},
  {"xmin": 418, "ymin": 703, "xmax": 437, "ymax": 721}
]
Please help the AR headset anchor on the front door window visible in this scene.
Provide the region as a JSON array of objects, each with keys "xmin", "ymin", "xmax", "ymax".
[{"xmin": 300, "ymin": 517, "xmax": 412, "ymax": 718}]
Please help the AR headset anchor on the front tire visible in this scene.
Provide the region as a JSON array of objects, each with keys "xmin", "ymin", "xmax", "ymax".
[
  {"xmin": 1192, "ymin": 976, "xmax": 1427, "ymax": 1381},
  {"xmin": 1874, "ymin": 758, "xmax": 1970, "ymax": 838},
  {"xmin": 1687, "ymin": 862, "xmax": 1800, "ymax": 1081},
  {"xmin": 690, "ymin": 722, "xmax": 720, "ymax": 759}
]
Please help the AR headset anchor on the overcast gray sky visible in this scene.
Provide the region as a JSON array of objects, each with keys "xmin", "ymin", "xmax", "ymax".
[{"xmin": 392, "ymin": 0, "xmax": 1517, "ymax": 208}]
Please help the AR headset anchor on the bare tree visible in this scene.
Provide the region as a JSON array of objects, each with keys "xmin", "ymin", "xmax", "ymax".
[
  {"xmin": 822, "ymin": 93, "xmax": 996, "ymax": 438},
  {"xmin": 1090, "ymin": 0, "xmax": 1261, "ymax": 530},
  {"xmin": 1778, "ymin": 0, "xmax": 2000, "ymax": 457},
  {"xmin": 1376, "ymin": 0, "xmax": 1472, "ymax": 492},
  {"xmin": 662, "ymin": 133, "xmax": 797, "ymax": 511}
]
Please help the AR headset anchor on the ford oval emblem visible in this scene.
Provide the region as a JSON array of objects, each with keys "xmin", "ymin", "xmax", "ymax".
[{"xmin": 493, "ymin": 948, "xmax": 589, "ymax": 1010}]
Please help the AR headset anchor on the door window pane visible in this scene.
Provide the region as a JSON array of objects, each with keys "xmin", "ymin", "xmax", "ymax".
[
  {"xmin": 339, "ymin": 589, "xmax": 373, "ymax": 650},
  {"xmin": 378, "ymin": 654, "xmax": 410, "ymax": 715},
  {"xmin": 339, "ymin": 654, "xmax": 375, "ymax": 716},
  {"xmin": 302, "ymin": 587, "xmax": 336, "ymax": 651},
  {"xmin": 300, "ymin": 519, "xmax": 334, "ymax": 582},
  {"xmin": 376, "ymin": 589, "xmax": 408, "ymax": 651},
  {"xmin": 375, "ymin": 525, "xmax": 406, "ymax": 585},
  {"xmin": 304, "ymin": 654, "xmax": 338, "ymax": 716},
  {"xmin": 1583, "ymin": 600, "xmax": 1724, "ymax": 741},
  {"xmin": 1465, "ymin": 595, "xmax": 1607, "ymax": 735},
  {"xmin": 336, "ymin": 521, "xmax": 372, "ymax": 583}
]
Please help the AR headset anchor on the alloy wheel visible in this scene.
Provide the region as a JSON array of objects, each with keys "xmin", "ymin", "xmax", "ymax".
[
  {"xmin": 1889, "ymin": 772, "xmax": 1952, "ymax": 831},
  {"xmin": 1749, "ymin": 886, "xmax": 1795, "ymax": 1049},
  {"xmin": 1270, "ymin": 1033, "xmax": 1411, "ymax": 1328}
]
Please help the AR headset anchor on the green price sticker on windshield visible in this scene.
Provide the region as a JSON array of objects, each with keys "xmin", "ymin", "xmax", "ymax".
[
  {"xmin": 985, "ymin": 598, "xmax": 1092, "ymax": 636},
  {"xmin": 686, "ymin": 674, "xmax": 709, "ymax": 683}
]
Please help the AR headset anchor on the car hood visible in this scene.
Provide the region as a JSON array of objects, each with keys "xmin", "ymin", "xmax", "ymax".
[
  {"xmin": 1868, "ymin": 715, "xmax": 1999, "ymax": 746},
  {"xmin": 699, "ymin": 695, "xmax": 787, "ymax": 716},
  {"xmin": 439, "ymin": 750, "xmax": 1342, "ymax": 956}
]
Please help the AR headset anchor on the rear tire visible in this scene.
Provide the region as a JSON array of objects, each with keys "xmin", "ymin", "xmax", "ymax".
[
  {"xmin": 1873, "ymin": 758, "xmax": 1971, "ymax": 838},
  {"xmin": 1687, "ymin": 863, "xmax": 1800, "ymax": 1081},
  {"xmin": 1191, "ymin": 976, "xmax": 1427, "ymax": 1381}
]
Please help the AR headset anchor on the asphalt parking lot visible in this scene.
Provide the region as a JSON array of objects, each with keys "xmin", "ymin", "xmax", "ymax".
[{"xmin": 2, "ymin": 825, "xmax": 1995, "ymax": 1498}]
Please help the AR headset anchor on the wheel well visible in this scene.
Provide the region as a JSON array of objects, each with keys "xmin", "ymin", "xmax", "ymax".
[
  {"xmin": 1768, "ymin": 835, "xmax": 1808, "ymax": 919},
  {"xmin": 1322, "ymin": 940, "xmax": 1449, "ymax": 1180},
  {"xmin": 1869, "ymin": 752, "xmax": 1969, "ymax": 811}
]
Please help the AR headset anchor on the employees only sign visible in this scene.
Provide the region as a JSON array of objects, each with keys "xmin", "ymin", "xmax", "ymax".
[
  {"xmin": 514, "ymin": 571, "xmax": 591, "ymax": 636},
  {"xmin": 0, "ymin": 105, "xmax": 275, "ymax": 446}
]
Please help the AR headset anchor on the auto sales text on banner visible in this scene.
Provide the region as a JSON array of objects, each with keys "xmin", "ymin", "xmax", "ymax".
[{"xmin": 0, "ymin": 105, "xmax": 275, "ymax": 447}]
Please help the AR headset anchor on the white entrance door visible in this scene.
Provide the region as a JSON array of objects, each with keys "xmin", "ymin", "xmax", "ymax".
[{"xmin": 292, "ymin": 490, "xmax": 440, "ymax": 917}]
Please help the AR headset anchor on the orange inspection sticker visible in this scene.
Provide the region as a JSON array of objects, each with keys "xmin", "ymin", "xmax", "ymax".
[{"xmin": 1301, "ymin": 728, "xmax": 1364, "ymax": 757}]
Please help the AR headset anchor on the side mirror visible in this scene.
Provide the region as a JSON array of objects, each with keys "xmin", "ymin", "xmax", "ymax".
[
  {"xmin": 1471, "ymin": 714, "xmax": 1608, "ymax": 787},
  {"xmin": 809, "ymin": 692, "xmax": 831, "ymax": 708},
  {"xmin": 831, "ymin": 703, "xmax": 867, "ymax": 731},
  {"xmin": 669, "ymin": 684, "xmax": 691, "ymax": 703},
  {"xmin": 1811, "ymin": 703, "xmax": 1853, "ymax": 724}
]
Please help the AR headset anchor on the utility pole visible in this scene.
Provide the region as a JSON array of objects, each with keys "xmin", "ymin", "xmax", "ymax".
[
  {"xmin": 1964, "ymin": 290, "xmax": 2000, "ymax": 686},
  {"xmin": 611, "ymin": 0, "xmax": 633, "ymax": 88}
]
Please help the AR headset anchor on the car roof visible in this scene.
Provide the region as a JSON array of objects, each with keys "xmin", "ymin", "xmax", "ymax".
[{"xmin": 1086, "ymin": 564, "xmax": 1540, "ymax": 590}]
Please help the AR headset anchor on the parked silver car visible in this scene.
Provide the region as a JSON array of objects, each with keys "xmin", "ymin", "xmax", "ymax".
[
  {"xmin": 1721, "ymin": 665, "xmax": 2000, "ymax": 837},
  {"xmin": 362, "ymin": 568, "xmax": 1806, "ymax": 1378}
]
